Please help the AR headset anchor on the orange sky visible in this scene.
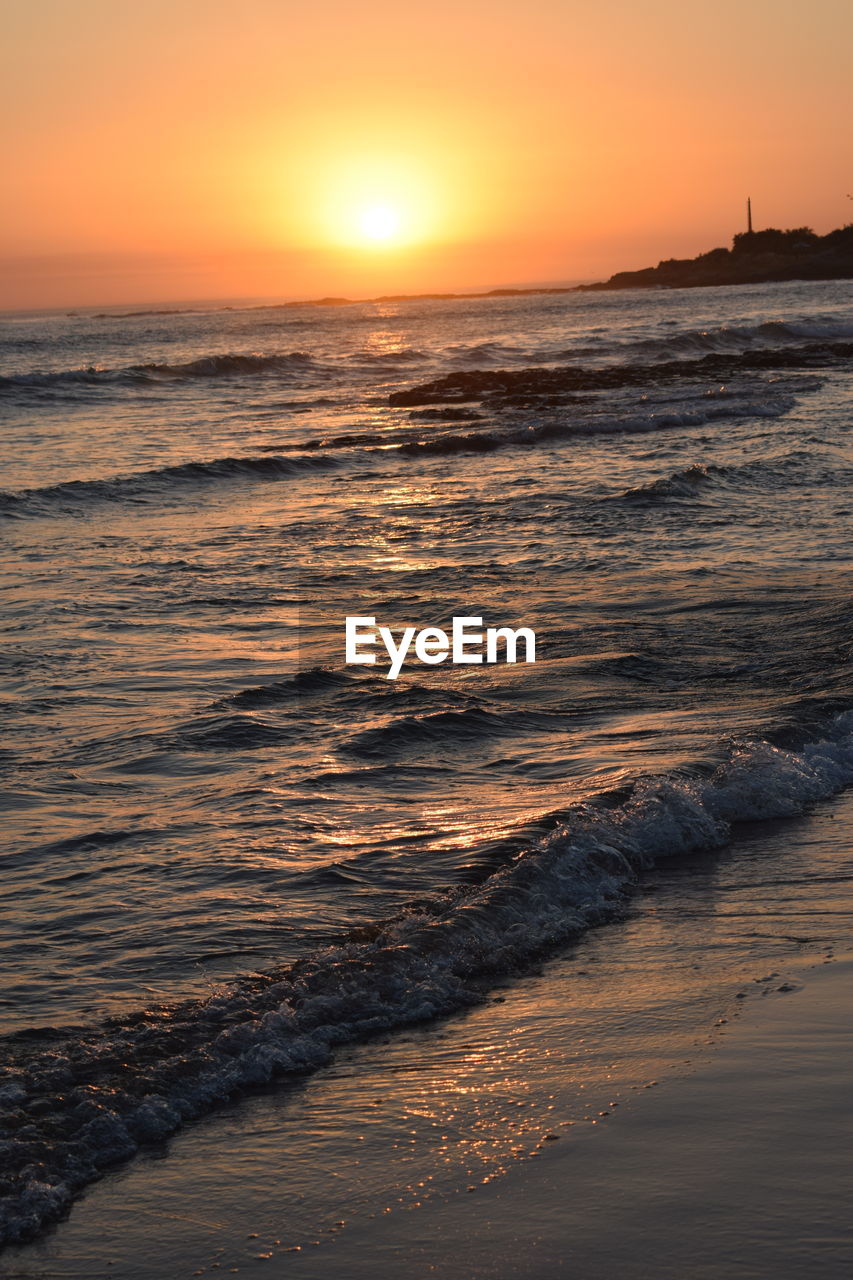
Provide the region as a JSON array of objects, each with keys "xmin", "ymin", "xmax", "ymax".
[{"xmin": 1, "ymin": 0, "xmax": 850, "ymax": 309}]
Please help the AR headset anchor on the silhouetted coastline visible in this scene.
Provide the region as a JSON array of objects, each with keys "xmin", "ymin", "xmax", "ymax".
[{"xmin": 580, "ymin": 225, "xmax": 853, "ymax": 291}]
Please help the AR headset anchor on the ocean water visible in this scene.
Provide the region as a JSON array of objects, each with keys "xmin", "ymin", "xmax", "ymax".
[{"xmin": 1, "ymin": 278, "xmax": 852, "ymax": 1248}]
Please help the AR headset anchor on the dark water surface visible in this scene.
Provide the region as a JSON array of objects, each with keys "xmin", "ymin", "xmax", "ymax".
[{"xmin": 1, "ymin": 280, "xmax": 851, "ymax": 1245}]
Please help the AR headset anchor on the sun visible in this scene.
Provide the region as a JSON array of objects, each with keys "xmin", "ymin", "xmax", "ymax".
[
  {"xmin": 306, "ymin": 153, "xmax": 441, "ymax": 251},
  {"xmin": 358, "ymin": 203, "xmax": 402, "ymax": 245}
]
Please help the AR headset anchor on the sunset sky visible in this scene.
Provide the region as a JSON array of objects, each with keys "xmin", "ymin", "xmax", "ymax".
[{"xmin": 2, "ymin": 0, "xmax": 850, "ymax": 309}]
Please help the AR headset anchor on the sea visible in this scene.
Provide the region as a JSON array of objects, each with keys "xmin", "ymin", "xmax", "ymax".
[{"xmin": 1, "ymin": 278, "xmax": 852, "ymax": 1263}]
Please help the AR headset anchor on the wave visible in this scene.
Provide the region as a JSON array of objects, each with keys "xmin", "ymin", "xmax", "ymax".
[
  {"xmin": 3, "ymin": 389, "xmax": 809, "ymax": 525},
  {"xmin": 351, "ymin": 347, "xmax": 428, "ymax": 365},
  {"xmin": 0, "ymin": 452, "xmax": 339, "ymax": 519},
  {"xmin": 0, "ymin": 389, "xmax": 809, "ymax": 521},
  {"xmin": 219, "ymin": 670, "xmax": 473, "ymax": 719},
  {"xmin": 169, "ymin": 713, "xmax": 292, "ymax": 753},
  {"xmin": 604, "ymin": 317, "xmax": 853, "ymax": 364},
  {"xmin": 397, "ymin": 391, "xmax": 798, "ymax": 458},
  {"xmin": 408, "ymin": 407, "xmax": 484, "ymax": 421},
  {"xmin": 2, "ymin": 711, "xmax": 853, "ymax": 1246},
  {"xmin": 622, "ymin": 462, "xmax": 725, "ymax": 499},
  {"xmin": 3, "ymin": 334, "xmax": 845, "ymax": 416},
  {"xmin": 445, "ymin": 340, "xmax": 528, "ymax": 365},
  {"xmin": 221, "ymin": 669, "xmax": 356, "ymax": 709},
  {"xmin": 6, "ymin": 321, "xmax": 851, "ymax": 401},
  {"xmin": 0, "ymin": 351, "xmax": 319, "ymax": 394},
  {"xmin": 344, "ymin": 706, "xmax": 567, "ymax": 756},
  {"xmin": 616, "ymin": 448, "xmax": 838, "ymax": 502}
]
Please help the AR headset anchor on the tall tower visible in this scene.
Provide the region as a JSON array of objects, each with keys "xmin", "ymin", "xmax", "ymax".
[{"xmin": 747, "ymin": 197, "xmax": 753, "ymax": 234}]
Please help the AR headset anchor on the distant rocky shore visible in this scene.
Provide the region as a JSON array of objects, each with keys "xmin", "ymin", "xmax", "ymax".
[{"xmin": 580, "ymin": 225, "xmax": 853, "ymax": 291}]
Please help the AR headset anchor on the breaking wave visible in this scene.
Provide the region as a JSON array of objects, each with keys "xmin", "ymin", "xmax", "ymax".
[
  {"xmin": 0, "ymin": 351, "xmax": 319, "ymax": 393},
  {"xmin": 1, "ymin": 711, "xmax": 852, "ymax": 1246}
]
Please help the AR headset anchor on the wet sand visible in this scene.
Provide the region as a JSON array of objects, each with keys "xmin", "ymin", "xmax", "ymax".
[
  {"xmin": 319, "ymin": 954, "xmax": 853, "ymax": 1279},
  {"xmin": 7, "ymin": 950, "xmax": 849, "ymax": 1279}
]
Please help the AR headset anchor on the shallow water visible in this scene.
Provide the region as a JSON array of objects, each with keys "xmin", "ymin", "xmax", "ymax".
[{"xmin": 1, "ymin": 278, "xmax": 852, "ymax": 1246}]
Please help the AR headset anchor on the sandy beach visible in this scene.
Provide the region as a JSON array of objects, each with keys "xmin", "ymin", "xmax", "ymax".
[{"xmin": 320, "ymin": 956, "xmax": 853, "ymax": 1280}]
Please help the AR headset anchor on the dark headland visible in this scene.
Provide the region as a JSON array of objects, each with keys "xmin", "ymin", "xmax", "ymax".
[{"xmin": 580, "ymin": 224, "xmax": 853, "ymax": 292}]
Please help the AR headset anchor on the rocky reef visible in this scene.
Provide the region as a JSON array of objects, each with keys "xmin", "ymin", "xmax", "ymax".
[{"xmin": 388, "ymin": 341, "xmax": 853, "ymax": 409}]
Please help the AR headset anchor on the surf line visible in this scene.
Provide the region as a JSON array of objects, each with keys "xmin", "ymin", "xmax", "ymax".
[{"xmin": 345, "ymin": 615, "xmax": 536, "ymax": 680}]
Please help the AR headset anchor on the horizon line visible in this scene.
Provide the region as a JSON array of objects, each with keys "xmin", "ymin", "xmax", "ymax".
[{"xmin": 0, "ymin": 279, "xmax": 593, "ymax": 319}]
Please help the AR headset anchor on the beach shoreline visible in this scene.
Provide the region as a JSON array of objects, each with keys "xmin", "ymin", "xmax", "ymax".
[
  {"xmin": 4, "ymin": 790, "xmax": 852, "ymax": 1279},
  {"xmin": 303, "ymin": 952, "xmax": 853, "ymax": 1280}
]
